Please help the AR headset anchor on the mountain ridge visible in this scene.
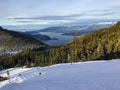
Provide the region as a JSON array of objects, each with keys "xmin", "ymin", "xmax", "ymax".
[{"xmin": 0, "ymin": 27, "xmax": 47, "ymax": 57}]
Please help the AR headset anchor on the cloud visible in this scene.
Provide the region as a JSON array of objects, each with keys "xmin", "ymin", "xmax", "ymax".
[
  {"xmin": 9, "ymin": 10, "xmax": 115, "ymax": 22},
  {"xmin": 14, "ymin": 20, "xmax": 35, "ymax": 23},
  {"xmin": 104, "ymin": 5, "xmax": 120, "ymax": 14},
  {"xmin": 0, "ymin": 1, "xmax": 14, "ymax": 18},
  {"xmin": 0, "ymin": 6, "xmax": 11, "ymax": 17},
  {"xmin": 7, "ymin": 4, "xmax": 120, "ymax": 25}
]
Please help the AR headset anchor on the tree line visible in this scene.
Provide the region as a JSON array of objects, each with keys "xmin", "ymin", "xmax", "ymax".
[{"xmin": 1, "ymin": 22, "xmax": 120, "ymax": 69}]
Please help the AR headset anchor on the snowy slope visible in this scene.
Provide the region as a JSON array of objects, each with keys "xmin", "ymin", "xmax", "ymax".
[{"xmin": 1, "ymin": 59, "xmax": 120, "ymax": 90}]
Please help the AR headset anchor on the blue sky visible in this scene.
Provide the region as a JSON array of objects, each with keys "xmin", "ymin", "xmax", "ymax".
[{"xmin": 0, "ymin": 0, "xmax": 120, "ymax": 30}]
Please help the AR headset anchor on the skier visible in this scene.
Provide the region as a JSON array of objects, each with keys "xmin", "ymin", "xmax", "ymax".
[
  {"xmin": 39, "ymin": 72, "xmax": 42, "ymax": 76},
  {"xmin": 7, "ymin": 71, "xmax": 10, "ymax": 83},
  {"xmin": 7, "ymin": 71, "xmax": 10, "ymax": 76}
]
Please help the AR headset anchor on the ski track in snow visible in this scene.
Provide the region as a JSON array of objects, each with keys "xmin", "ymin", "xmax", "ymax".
[{"xmin": 1, "ymin": 59, "xmax": 120, "ymax": 90}]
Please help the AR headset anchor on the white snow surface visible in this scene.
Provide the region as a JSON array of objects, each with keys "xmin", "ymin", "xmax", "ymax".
[{"xmin": 1, "ymin": 59, "xmax": 120, "ymax": 90}]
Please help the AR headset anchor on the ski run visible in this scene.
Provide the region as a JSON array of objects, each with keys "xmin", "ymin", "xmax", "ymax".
[{"xmin": 1, "ymin": 59, "xmax": 120, "ymax": 90}]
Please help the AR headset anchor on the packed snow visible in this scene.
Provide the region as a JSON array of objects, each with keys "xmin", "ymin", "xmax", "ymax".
[{"xmin": 1, "ymin": 59, "xmax": 120, "ymax": 90}]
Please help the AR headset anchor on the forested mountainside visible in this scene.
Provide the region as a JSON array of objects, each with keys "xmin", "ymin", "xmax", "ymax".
[
  {"xmin": 1, "ymin": 22, "xmax": 120, "ymax": 69},
  {"xmin": 0, "ymin": 26, "xmax": 46, "ymax": 57}
]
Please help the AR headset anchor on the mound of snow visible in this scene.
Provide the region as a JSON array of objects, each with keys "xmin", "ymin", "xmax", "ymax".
[{"xmin": 1, "ymin": 59, "xmax": 120, "ymax": 90}]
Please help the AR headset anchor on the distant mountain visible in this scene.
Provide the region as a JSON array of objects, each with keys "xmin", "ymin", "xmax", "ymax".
[
  {"xmin": 28, "ymin": 24, "xmax": 113, "ymax": 36},
  {"xmin": 63, "ymin": 24, "xmax": 111, "ymax": 36},
  {"xmin": 25, "ymin": 32, "xmax": 58, "ymax": 42},
  {"xmin": 34, "ymin": 26, "xmax": 88, "ymax": 33},
  {"xmin": 0, "ymin": 26, "xmax": 46, "ymax": 57},
  {"xmin": 25, "ymin": 31, "xmax": 51, "ymax": 41}
]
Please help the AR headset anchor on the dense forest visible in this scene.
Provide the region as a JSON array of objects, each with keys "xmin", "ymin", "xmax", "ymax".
[
  {"xmin": 1, "ymin": 22, "xmax": 120, "ymax": 69},
  {"xmin": 0, "ymin": 26, "xmax": 46, "ymax": 58}
]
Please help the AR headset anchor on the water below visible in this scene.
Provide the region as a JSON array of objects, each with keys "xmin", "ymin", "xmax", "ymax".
[{"xmin": 39, "ymin": 32, "xmax": 73, "ymax": 46}]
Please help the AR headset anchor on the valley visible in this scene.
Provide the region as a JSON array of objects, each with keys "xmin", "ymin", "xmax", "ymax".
[{"xmin": 0, "ymin": 0, "xmax": 120, "ymax": 90}]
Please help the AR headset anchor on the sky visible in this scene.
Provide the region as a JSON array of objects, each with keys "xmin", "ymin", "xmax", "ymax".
[{"xmin": 0, "ymin": 0, "xmax": 120, "ymax": 30}]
